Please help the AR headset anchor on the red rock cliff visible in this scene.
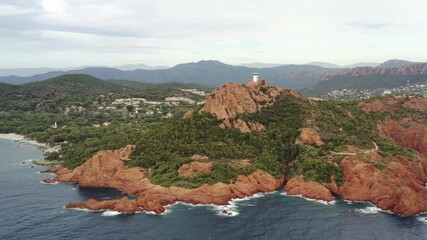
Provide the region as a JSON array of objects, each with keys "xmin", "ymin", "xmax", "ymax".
[{"xmin": 43, "ymin": 146, "xmax": 282, "ymax": 214}]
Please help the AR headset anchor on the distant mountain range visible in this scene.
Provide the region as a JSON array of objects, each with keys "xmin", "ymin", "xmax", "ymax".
[
  {"xmin": 0, "ymin": 60, "xmax": 341, "ymax": 89},
  {"xmin": 306, "ymin": 62, "xmax": 381, "ymax": 69},
  {"xmin": 1, "ymin": 59, "xmax": 425, "ymax": 92},
  {"xmin": 301, "ymin": 62, "xmax": 427, "ymax": 97},
  {"xmin": 0, "ymin": 64, "xmax": 169, "ymax": 77}
]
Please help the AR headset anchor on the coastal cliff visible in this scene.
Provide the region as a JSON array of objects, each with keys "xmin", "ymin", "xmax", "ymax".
[
  {"xmin": 284, "ymin": 96, "xmax": 427, "ymax": 215},
  {"xmin": 43, "ymin": 146, "xmax": 282, "ymax": 214}
]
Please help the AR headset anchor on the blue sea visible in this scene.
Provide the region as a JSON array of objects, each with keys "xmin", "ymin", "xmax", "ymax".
[{"xmin": 1, "ymin": 138, "xmax": 427, "ymax": 240}]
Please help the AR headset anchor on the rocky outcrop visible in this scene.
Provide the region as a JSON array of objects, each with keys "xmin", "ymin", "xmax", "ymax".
[
  {"xmin": 358, "ymin": 97, "xmax": 427, "ymax": 155},
  {"xmin": 358, "ymin": 96, "xmax": 427, "ymax": 114},
  {"xmin": 189, "ymin": 154, "xmax": 209, "ymax": 161},
  {"xmin": 178, "ymin": 162, "xmax": 213, "ymax": 177},
  {"xmin": 199, "ymin": 81, "xmax": 293, "ymax": 132},
  {"xmin": 200, "ymin": 82, "xmax": 284, "ymax": 120},
  {"xmin": 295, "ymin": 128, "xmax": 324, "ymax": 147},
  {"xmin": 284, "ymin": 176, "xmax": 333, "ymax": 202},
  {"xmin": 44, "ymin": 146, "xmax": 282, "ymax": 214},
  {"xmin": 327, "ymin": 155, "xmax": 427, "ymax": 216},
  {"xmin": 380, "ymin": 119, "xmax": 427, "ymax": 155},
  {"xmin": 66, "ymin": 197, "xmax": 141, "ymax": 214},
  {"xmin": 219, "ymin": 119, "xmax": 266, "ymax": 133},
  {"xmin": 42, "ymin": 178, "xmax": 56, "ymax": 184}
]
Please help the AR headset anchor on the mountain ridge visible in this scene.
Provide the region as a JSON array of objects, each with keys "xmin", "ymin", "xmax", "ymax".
[{"xmin": 0, "ymin": 60, "xmax": 341, "ymax": 89}]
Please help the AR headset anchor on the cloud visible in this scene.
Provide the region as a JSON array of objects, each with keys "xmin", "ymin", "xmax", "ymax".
[
  {"xmin": 0, "ymin": 0, "xmax": 426, "ymax": 67},
  {"xmin": 347, "ymin": 21, "xmax": 397, "ymax": 29}
]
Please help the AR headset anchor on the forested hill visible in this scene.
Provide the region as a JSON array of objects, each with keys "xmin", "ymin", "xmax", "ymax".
[{"xmin": 0, "ymin": 74, "xmax": 209, "ymax": 112}]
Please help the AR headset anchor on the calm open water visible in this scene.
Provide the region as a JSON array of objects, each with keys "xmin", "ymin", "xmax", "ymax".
[{"xmin": 1, "ymin": 138, "xmax": 427, "ymax": 240}]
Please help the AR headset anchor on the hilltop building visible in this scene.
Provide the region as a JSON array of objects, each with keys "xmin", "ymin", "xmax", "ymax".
[{"xmin": 247, "ymin": 73, "xmax": 266, "ymax": 86}]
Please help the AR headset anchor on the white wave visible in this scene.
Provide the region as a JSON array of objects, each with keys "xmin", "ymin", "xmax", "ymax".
[
  {"xmin": 37, "ymin": 171, "xmax": 56, "ymax": 175},
  {"xmin": 417, "ymin": 216, "xmax": 427, "ymax": 223},
  {"xmin": 40, "ymin": 180, "xmax": 58, "ymax": 185},
  {"xmin": 65, "ymin": 207, "xmax": 102, "ymax": 213},
  {"xmin": 355, "ymin": 206, "xmax": 383, "ymax": 214},
  {"xmin": 231, "ymin": 192, "xmax": 267, "ymax": 202},
  {"xmin": 162, "ymin": 201, "xmax": 239, "ymax": 217},
  {"xmin": 144, "ymin": 208, "xmax": 172, "ymax": 216},
  {"xmin": 21, "ymin": 159, "xmax": 36, "ymax": 165},
  {"xmin": 143, "ymin": 192, "xmax": 276, "ymax": 217},
  {"xmin": 281, "ymin": 192, "xmax": 335, "ymax": 205},
  {"xmin": 211, "ymin": 204, "xmax": 239, "ymax": 217},
  {"xmin": 71, "ymin": 187, "xmax": 77, "ymax": 190},
  {"xmin": 102, "ymin": 210, "xmax": 121, "ymax": 217}
]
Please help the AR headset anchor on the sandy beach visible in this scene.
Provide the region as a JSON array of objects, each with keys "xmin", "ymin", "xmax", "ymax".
[{"xmin": 0, "ymin": 133, "xmax": 47, "ymax": 147}]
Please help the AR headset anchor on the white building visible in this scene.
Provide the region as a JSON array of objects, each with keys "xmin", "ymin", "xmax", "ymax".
[{"xmin": 252, "ymin": 73, "xmax": 259, "ymax": 82}]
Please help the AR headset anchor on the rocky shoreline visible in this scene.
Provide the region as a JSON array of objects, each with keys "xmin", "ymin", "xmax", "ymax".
[
  {"xmin": 41, "ymin": 144, "xmax": 427, "ymax": 216},
  {"xmin": 41, "ymin": 145, "xmax": 283, "ymax": 214}
]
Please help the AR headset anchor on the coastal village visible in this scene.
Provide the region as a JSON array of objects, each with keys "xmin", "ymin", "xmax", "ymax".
[
  {"xmin": 65, "ymin": 88, "xmax": 207, "ymax": 120},
  {"xmin": 322, "ymin": 83, "xmax": 427, "ymax": 100}
]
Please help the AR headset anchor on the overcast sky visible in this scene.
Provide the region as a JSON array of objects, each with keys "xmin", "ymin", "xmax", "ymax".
[{"xmin": 1, "ymin": 0, "xmax": 426, "ymax": 68}]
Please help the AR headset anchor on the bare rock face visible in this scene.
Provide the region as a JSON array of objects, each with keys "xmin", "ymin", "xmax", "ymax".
[
  {"xmin": 295, "ymin": 128, "xmax": 324, "ymax": 147},
  {"xmin": 182, "ymin": 109, "xmax": 194, "ymax": 119},
  {"xmin": 284, "ymin": 175, "xmax": 333, "ymax": 202},
  {"xmin": 358, "ymin": 97, "xmax": 427, "ymax": 156},
  {"xmin": 199, "ymin": 81, "xmax": 288, "ymax": 132},
  {"xmin": 380, "ymin": 119, "xmax": 427, "ymax": 155},
  {"xmin": 327, "ymin": 156, "xmax": 427, "ymax": 216},
  {"xmin": 358, "ymin": 96, "xmax": 427, "ymax": 114},
  {"xmin": 178, "ymin": 162, "xmax": 213, "ymax": 177},
  {"xmin": 200, "ymin": 82, "xmax": 284, "ymax": 119},
  {"xmin": 54, "ymin": 145, "xmax": 140, "ymax": 187},
  {"xmin": 189, "ymin": 154, "xmax": 209, "ymax": 161}
]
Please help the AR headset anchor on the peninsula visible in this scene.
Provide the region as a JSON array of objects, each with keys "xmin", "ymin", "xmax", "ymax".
[{"xmin": 41, "ymin": 76, "xmax": 427, "ymax": 216}]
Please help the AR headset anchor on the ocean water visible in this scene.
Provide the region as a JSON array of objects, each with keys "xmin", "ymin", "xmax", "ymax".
[{"xmin": 1, "ymin": 139, "xmax": 427, "ymax": 240}]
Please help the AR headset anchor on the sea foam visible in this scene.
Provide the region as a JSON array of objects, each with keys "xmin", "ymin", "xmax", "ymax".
[
  {"xmin": 281, "ymin": 192, "xmax": 335, "ymax": 205},
  {"xmin": 101, "ymin": 210, "xmax": 121, "ymax": 217},
  {"xmin": 417, "ymin": 216, "xmax": 427, "ymax": 223},
  {"xmin": 355, "ymin": 205, "xmax": 393, "ymax": 215},
  {"xmin": 162, "ymin": 192, "xmax": 273, "ymax": 217}
]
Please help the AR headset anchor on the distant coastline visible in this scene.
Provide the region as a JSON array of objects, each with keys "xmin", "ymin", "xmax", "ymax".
[{"xmin": 0, "ymin": 133, "xmax": 47, "ymax": 148}]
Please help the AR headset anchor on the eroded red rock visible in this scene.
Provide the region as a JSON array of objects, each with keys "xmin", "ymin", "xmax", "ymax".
[
  {"xmin": 42, "ymin": 178, "xmax": 56, "ymax": 184},
  {"xmin": 47, "ymin": 146, "xmax": 282, "ymax": 214},
  {"xmin": 295, "ymin": 128, "xmax": 324, "ymax": 147},
  {"xmin": 178, "ymin": 162, "xmax": 213, "ymax": 177},
  {"xmin": 327, "ymin": 156, "xmax": 427, "ymax": 216},
  {"xmin": 284, "ymin": 175, "xmax": 333, "ymax": 202}
]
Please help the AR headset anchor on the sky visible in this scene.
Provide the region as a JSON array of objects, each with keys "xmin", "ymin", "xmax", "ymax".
[{"xmin": 1, "ymin": 0, "xmax": 426, "ymax": 68}]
